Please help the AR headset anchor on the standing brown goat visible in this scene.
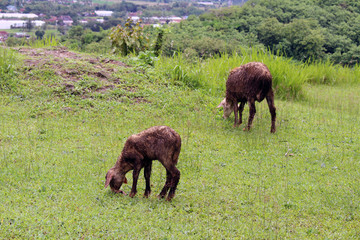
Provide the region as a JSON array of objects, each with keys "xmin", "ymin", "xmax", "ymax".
[
  {"xmin": 105, "ymin": 126, "xmax": 181, "ymax": 201},
  {"xmin": 217, "ymin": 62, "xmax": 276, "ymax": 133}
]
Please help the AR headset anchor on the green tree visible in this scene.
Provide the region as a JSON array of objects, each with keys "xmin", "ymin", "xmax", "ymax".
[
  {"xmin": 279, "ymin": 19, "xmax": 325, "ymax": 61},
  {"xmin": 257, "ymin": 17, "xmax": 283, "ymax": 47},
  {"xmin": 68, "ymin": 25, "xmax": 84, "ymax": 41}
]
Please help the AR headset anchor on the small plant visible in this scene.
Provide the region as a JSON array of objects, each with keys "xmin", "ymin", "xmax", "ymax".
[
  {"xmin": 109, "ymin": 18, "xmax": 149, "ymax": 56},
  {"xmin": 28, "ymin": 35, "xmax": 60, "ymax": 48},
  {"xmin": 136, "ymin": 51, "xmax": 158, "ymax": 66},
  {"xmin": 0, "ymin": 48, "xmax": 19, "ymax": 92}
]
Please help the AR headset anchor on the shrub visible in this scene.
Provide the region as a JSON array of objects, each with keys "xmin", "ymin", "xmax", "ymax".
[{"xmin": 109, "ymin": 18, "xmax": 149, "ymax": 56}]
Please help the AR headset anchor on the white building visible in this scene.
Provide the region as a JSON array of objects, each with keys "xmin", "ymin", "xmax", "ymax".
[
  {"xmin": 0, "ymin": 13, "xmax": 38, "ymax": 19},
  {"xmin": 94, "ymin": 11, "xmax": 113, "ymax": 17},
  {"xmin": 130, "ymin": 16, "xmax": 140, "ymax": 22},
  {"xmin": 0, "ymin": 20, "xmax": 45, "ymax": 29},
  {"xmin": 197, "ymin": 1, "xmax": 214, "ymax": 5}
]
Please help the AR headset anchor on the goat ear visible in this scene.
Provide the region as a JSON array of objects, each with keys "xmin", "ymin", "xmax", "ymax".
[
  {"xmin": 104, "ymin": 172, "xmax": 113, "ymax": 189},
  {"xmin": 217, "ymin": 98, "xmax": 226, "ymax": 108},
  {"xmin": 124, "ymin": 176, "xmax": 128, "ymax": 184}
]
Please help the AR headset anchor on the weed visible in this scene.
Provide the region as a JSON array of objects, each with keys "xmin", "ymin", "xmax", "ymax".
[
  {"xmin": 0, "ymin": 48, "xmax": 19, "ymax": 92},
  {"xmin": 28, "ymin": 36, "xmax": 61, "ymax": 48}
]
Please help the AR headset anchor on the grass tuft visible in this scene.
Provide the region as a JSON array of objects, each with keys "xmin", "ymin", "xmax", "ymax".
[
  {"xmin": 28, "ymin": 36, "xmax": 61, "ymax": 48},
  {"xmin": 0, "ymin": 47, "xmax": 20, "ymax": 92}
]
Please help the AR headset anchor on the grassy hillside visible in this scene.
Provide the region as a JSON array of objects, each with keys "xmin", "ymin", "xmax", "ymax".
[{"xmin": 0, "ymin": 46, "xmax": 359, "ymax": 238}]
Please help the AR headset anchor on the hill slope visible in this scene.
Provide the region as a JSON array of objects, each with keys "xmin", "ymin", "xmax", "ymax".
[{"xmin": 0, "ymin": 47, "xmax": 359, "ymax": 238}]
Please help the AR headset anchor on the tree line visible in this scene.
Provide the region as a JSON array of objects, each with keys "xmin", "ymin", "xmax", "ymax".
[
  {"xmin": 162, "ymin": 0, "xmax": 360, "ymax": 66},
  {"xmin": 6, "ymin": 0, "xmax": 360, "ymax": 66}
]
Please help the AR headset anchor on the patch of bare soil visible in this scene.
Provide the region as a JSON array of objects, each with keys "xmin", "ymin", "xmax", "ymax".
[{"xmin": 14, "ymin": 47, "xmax": 141, "ymax": 100}]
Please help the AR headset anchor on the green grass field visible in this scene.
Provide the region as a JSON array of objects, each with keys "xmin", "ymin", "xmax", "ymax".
[{"xmin": 0, "ymin": 47, "xmax": 359, "ymax": 238}]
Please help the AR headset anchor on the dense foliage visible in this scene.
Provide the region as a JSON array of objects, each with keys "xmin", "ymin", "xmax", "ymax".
[
  {"xmin": 162, "ymin": 0, "xmax": 360, "ymax": 65},
  {"xmin": 59, "ymin": 25, "xmax": 111, "ymax": 53}
]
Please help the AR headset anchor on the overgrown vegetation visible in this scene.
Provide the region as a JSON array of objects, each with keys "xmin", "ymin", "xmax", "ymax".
[
  {"xmin": 162, "ymin": 0, "xmax": 360, "ymax": 65},
  {"xmin": 157, "ymin": 48, "xmax": 360, "ymax": 100},
  {"xmin": 0, "ymin": 48, "xmax": 20, "ymax": 92}
]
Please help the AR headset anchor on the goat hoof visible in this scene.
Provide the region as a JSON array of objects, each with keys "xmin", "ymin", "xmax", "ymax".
[
  {"xmin": 129, "ymin": 192, "xmax": 137, "ymax": 198},
  {"xmin": 166, "ymin": 195, "xmax": 174, "ymax": 201},
  {"xmin": 158, "ymin": 194, "xmax": 166, "ymax": 199}
]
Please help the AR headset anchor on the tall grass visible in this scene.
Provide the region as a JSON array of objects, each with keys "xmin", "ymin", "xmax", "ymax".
[
  {"xmin": 0, "ymin": 47, "xmax": 19, "ymax": 92},
  {"xmin": 305, "ymin": 58, "xmax": 360, "ymax": 85},
  {"xmin": 156, "ymin": 48, "xmax": 306, "ymax": 99},
  {"xmin": 28, "ymin": 36, "xmax": 60, "ymax": 48},
  {"xmin": 157, "ymin": 48, "xmax": 360, "ymax": 100}
]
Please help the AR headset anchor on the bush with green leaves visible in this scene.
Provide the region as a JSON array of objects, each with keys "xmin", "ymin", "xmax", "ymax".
[
  {"xmin": 109, "ymin": 18, "xmax": 149, "ymax": 56},
  {"xmin": 162, "ymin": 0, "xmax": 360, "ymax": 65}
]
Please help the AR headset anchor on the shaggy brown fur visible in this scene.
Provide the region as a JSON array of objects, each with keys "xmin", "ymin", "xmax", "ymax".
[
  {"xmin": 105, "ymin": 126, "xmax": 181, "ymax": 201},
  {"xmin": 217, "ymin": 62, "xmax": 276, "ymax": 133}
]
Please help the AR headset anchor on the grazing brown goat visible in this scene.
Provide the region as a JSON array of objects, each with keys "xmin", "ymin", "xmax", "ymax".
[
  {"xmin": 217, "ymin": 62, "xmax": 276, "ymax": 133},
  {"xmin": 105, "ymin": 126, "xmax": 181, "ymax": 201}
]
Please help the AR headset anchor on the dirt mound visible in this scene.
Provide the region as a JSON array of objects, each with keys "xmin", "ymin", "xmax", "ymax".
[
  {"xmin": 16, "ymin": 46, "xmax": 128, "ymax": 81},
  {"xmin": 14, "ymin": 46, "xmax": 143, "ymax": 101}
]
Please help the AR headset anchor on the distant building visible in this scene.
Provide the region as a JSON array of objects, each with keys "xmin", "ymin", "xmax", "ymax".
[
  {"xmin": 128, "ymin": 11, "xmax": 142, "ymax": 17},
  {"xmin": 142, "ymin": 16, "xmax": 184, "ymax": 25},
  {"xmin": 0, "ymin": 31, "xmax": 9, "ymax": 42},
  {"xmin": 14, "ymin": 32, "xmax": 30, "ymax": 39},
  {"xmin": 130, "ymin": 16, "xmax": 140, "ymax": 22},
  {"xmin": 0, "ymin": 13, "xmax": 38, "ymax": 19},
  {"xmin": 59, "ymin": 15, "xmax": 73, "ymax": 26},
  {"xmin": 197, "ymin": 2, "xmax": 214, "ymax": 6},
  {"xmin": 45, "ymin": 16, "xmax": 58, "ymax": 24},
  {"xmin": 6, "ymin": 5, "xmax": 17, "ymax": 12},
  {"xmin": 166, "ymin": 17, "xmax": 182, "ymax": 23},
  {"xmin": 94, "ymin": 11, "xmax": 113, "ymax": 17}
]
